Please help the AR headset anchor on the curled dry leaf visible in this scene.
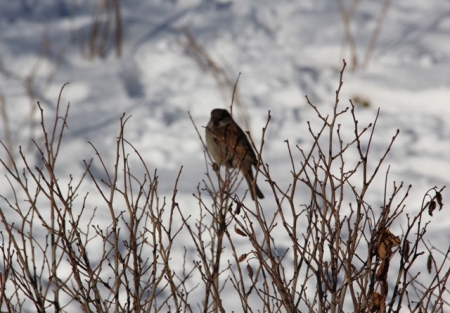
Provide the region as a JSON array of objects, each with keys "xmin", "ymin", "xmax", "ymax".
[
  {"xmin": 234, "ymin": 224, "xmax": 247, "ymax": 237},
  {"xmin": 428, "ymin": 200, "xmax": 437, "ymax": 216},
  {"xmin": 384, "ymin": 229, "xmax": 401, "ymax": 246},
  {"xmin": 436, "ymin": 191, "xmax": 443, "ymax": 209},
  {"xmin": 247, "ymin": 264, "xmax": 253, "ymax": 280},
  {"xmin": 234, "ymin": 202, "xmax": 242, "ymax": 215},
  {"xmin": 376, "ymin": 259, "xmax": 389, "ymax": 281},
  {"xmin": 238, "ymin": 253, "xmax": 248, "ymax": 262},
  {"xmin": 372, "ymin": 292, "xmax": 382, "ymax": 313},
  {"xmin": 377, "ymin": 228, "xmax": 400, "ymax": 259},
  {"xmin": 380, "ymin": 280, "xmax": 388, "ymax": 298},
  {"xmin": 427, "ymin": 253, "xmax": 433, "ymax": 274},
  {"xmin": 228, "ymin": 202, "xmax": 233, "ymax": 213},
  {"xmin": 378, "ymin": 241, "xmax": 388, "ymax": 259},
  {"xmin": 402, "ymin": 240, "xmax": 410, "ymax": 263}
]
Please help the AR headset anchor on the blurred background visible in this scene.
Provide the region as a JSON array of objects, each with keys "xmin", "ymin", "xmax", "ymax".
[{"xmin": 0, "ymin": 0, "xmax": 449, "ymax": 206}]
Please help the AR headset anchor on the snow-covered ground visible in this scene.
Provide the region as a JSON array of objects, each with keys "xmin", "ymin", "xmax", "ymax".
[{"xmin": 0, "ymin": 0, "xmax": 449, "ymax": 311}]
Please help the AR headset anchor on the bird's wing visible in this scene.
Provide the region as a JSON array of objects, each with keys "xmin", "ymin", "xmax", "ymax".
[{"xmin": 231, "ymin": 124, "xmax": 258, "ymax": 166}]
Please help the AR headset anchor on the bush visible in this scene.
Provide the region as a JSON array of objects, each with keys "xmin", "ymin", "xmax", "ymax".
[{"xmin": 0, "ymin": 61, "xmax": 448, "ymax": 313}]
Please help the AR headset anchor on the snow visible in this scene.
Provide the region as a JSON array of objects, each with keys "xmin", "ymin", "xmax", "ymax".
[{"xmin": 0, "ymin": 0, "xmax": 449, "ymax": 311}]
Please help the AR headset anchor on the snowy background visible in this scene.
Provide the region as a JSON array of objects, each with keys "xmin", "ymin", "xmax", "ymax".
[{"xmin": 0, "ymin": 0, "xmax": 449, "ymax": 311}]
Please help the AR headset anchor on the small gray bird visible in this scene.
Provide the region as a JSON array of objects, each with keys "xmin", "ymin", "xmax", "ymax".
[{"xmin": 205, "ymin": 108, "xmax": 264, "ymax": 200}]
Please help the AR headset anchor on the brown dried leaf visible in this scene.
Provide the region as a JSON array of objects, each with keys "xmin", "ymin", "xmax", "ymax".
[
  {"xmin": 372, "ymin": 292, "xmax": 381, "ymax": 313},
  {"xmin": 234, "ymin": 224, "xmax": 247, "ymax": 237},
  {"xmin": 378, "ymin": 241, "xmax": 388, "ymax": 259},
  {"xmin": 238, "ymin": 253, "xmax": 248, "ymax": 262},
  {"xmin": 428, "ymin": 200, "xmax": 437, "ymax": 216},
  {"xmin": 436, "ymin": 191, "xmax": 443, "ymax": 209},
  {"xmin": 384, "ymin": 229, "xmax": 401, "ymax": 246},
  {"xmin": 380, "ymin": 280, "xmax": 388, "ymax": 297},
  {"xmin": 376, "ymin": 259, "xmax": 389, "ymax": 281},
  {"xmin": 247, "ymin": 264, "xmax": 253, "ymax": 280},
  {"xmin": 212, "ymin": 162, "xmax": 220, "ymax": 172},
  {"xmin": 377, "ymin": 228, "xmax": 400, "ymax": 259},
  {"xmin": 403, "ymin": 240, "xmax": 410, "ymax": 263},
  {"xmin": 427, "ymin": 253, "xmax": 433, "ymax": 274},
  {"xmin": 234, "ymin": 202, "xmax": 242, "ymax": 215}
]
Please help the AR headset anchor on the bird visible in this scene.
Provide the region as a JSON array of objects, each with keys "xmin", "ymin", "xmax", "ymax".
[{"xmin": 205, "ymin": 108, "xmax": 264, "ymax": 200}]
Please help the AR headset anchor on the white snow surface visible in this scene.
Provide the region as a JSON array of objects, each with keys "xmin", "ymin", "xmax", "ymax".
[{"xmin": 0, "ymin": 0, "xmax": 449, "ymax": 311}]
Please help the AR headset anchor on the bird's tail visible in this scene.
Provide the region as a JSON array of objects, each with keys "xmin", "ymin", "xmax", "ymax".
[{"xmin": 244, "ymin": 168, "xmax": 264, "ymax": 200}]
